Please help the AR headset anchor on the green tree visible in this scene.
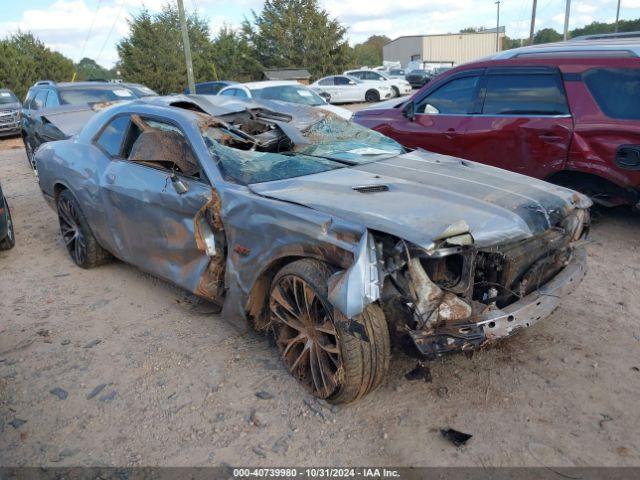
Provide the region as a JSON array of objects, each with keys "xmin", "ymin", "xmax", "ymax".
[
  {"xmin": 533, "ymin": 28, "xmax": 563, "ymax": 44},
  {"xmin": 242, "ymin": 0, "xmax": 352, "ymax": 79},
  {"xmin": 352, "ymin": 35, "xmax": 390, "ymax": 67},
  {"xmin": 75, "ymin": 57, "xmax": 113, "ymax": 81},
  {"xmin": 0, "ymin": 32, "xmax": 74, "ymax": 99},
  {"xmin": 117, "ymin": 5, "xmax": 216, "ymax": 94},
  {"xmin": 210, "ymin": 25, "xmax": 262, "ymax": 81}
]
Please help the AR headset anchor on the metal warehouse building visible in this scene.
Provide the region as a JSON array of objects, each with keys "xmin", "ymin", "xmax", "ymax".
[{"xmin": 383, "ymin": 29, "xmax": 506, "ymax": 67}]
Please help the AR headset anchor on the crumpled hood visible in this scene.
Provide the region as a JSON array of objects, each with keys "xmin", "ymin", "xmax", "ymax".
[{"xmin": 250, "ymin": 150, "xmax": 590, "ymax": 249}]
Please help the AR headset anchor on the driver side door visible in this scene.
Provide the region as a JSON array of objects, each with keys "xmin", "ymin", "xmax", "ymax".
[
  {"xmin": 387, "ymin": 70, "xmax": 482, "ymax": 158},
  {"xmin": 96, "ymin": 113, "xmax": 217, "ymax": 294}
]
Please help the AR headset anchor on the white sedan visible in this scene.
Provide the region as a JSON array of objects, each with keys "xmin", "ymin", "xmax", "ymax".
[
  {"xmin": 309, "ymin": 75, "xmax": 393, "ymax": 104},
  {"xmin": 216, "ymin": 81, "xmax": 352, "ymax": 120},
  {"xmin": 343, "ymin": 69, "xmax": 412, "ymax": 97}
]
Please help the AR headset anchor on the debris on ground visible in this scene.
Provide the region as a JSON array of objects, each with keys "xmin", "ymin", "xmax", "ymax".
[
  {"xmin": 250, "ymin": 410, "xmax": 267, "ymax": 428},
  {"xmin": 598, "ymin": 414, "xmax": 613, "ymax": 429},
  {"xmin": 49, "ymin": 387, "xmax": 68, "ymax": 400},
  {"xmin": 84, "ymin": 339, "xmax": 102, "ymax": 349},
  {"xmin": 86, "ymin": 383, "xmax": 107, "ymax": 400},
  {"xmin": 255, "ymin": 391, "xmax": 274, "ymax": 400},
  {"xmin": 9, "ymin": 418, "xmax": 26, "ymax": 429},
  {"xmin": 440, "ymin": 428, "xmax": 473, "ymax": 447},
  {"xmin": 99, "ymin": 390, "xmax": 117, "ymax": 403},
  {"xmin": 404, "ymin": 363, "xmax": 432, "ymax": 382},
  {"xmin": 252, "ymin": 446, "xmax": 267, "ymax": 458}
]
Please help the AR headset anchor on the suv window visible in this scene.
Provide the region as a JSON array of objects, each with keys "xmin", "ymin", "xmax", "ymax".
[
  {"xmin": 32, "ymin": 90, "xmax": 48, "ymax": 110},
  {"xmin": 318, "ymin": 78, "xmax": 334, "ymax": 86},
  {"xmin": 96, "ymin": 115, "xmax": 130, "ymax": 157},
  {"xmin": 365, "ymin": 72, "xmax": 384, "ymax": 81},
  {"xmin": 349, "ymin": 72, "xmax": 364, "ymax": 79},
  {"xmin": 418, "ymin": 76, "xmax": 480, "ymax": 114},
  {"xmin": 45, "ymin": 91, "xmax": 60, "ymax": 108},
  {"xmin": 583, "ymin": 68, "xmax": 640, "ymax": 120},
  {"xmin": 58, "ymin": 87, "xmax": 135, "ymax": 105},
  {"xmin": 483, "ymin": 74, "xmax": 569, "ymax": 115}
]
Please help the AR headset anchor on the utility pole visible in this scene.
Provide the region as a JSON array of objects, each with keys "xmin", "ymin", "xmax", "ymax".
[
  {"xmin": 495, "ymin": 0, "xmax": 501, "ymax": 52},
  {"xmin": 563, "ymin": 0, "xmax": 571, "ymax": 41},
  {"xmin": 177, "ymin": 0, "xmax": 195, "ymax": 94},
  {"xmin": 615, "ymin": 0, "xmax": 621, "ymax": 32},
  {"xmin": 529, "ymin": 0, "xmax": 537, "ymax": 45}
]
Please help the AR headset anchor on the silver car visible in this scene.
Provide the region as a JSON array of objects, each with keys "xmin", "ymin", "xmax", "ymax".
[{"xmin": 35, "ymin": 95, "xmax": 590, "ymax": 403}]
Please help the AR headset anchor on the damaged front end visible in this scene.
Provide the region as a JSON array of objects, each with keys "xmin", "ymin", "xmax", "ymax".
[{"xmin": 327, "ymin": 208, "xmax": 590, "ymax": 360}]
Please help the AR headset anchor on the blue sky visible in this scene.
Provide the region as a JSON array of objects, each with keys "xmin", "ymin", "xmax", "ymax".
[{"xmin": 0, "ymin": 0, "xmax": 637, "ymax": 68}]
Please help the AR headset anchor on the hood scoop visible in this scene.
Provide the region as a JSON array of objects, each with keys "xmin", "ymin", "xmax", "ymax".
[{"xmin": 352, "ymin": 184, "xmax": 389, "ymax": 194}]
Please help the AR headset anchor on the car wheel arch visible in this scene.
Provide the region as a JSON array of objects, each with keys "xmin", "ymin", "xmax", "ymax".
[
  {"xmin": 245, "ymin": 252, "xmax": 347, "ymax": 331},
  {"xmin": 546, "ymin": 170, "xmax": 637, "ymax": 206}
]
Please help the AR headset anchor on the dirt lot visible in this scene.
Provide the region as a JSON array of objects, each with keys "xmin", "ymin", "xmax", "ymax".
[{"xmin": 0, "ymin": 134, "xmax": 639, "ymax": 468}]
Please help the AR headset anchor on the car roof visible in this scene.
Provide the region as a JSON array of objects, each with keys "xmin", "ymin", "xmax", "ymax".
[
  {"xmin": 195, "ymin": 80, "xmax": 237, "ymax": 86},
  {"xmin": 240, "ymin": 80, "xmax": 302, "ymax": 90},
  {"xmin": 32, "ymin": 81, "xmax": 133, "ymax": 91},
  {"xmin": 489, "ymin": 37, "xmax": 640, "ymax": 60}
]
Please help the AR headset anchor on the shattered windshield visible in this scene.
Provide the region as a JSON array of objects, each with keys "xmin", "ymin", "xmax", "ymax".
[
  {"xmin": 294, "ymin": 115, "xmax": 404, "ymax": 163},
  {"xmin": 201, "ymin": 110, "xmax": 404, "ymax": 185},
  {"xmin": 252, "ymin": 86, "xmax": 326, "ymax": 107}
]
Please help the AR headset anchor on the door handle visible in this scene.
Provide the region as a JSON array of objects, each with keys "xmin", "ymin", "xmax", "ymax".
[
  {"xmin": 444, "ymin": 128, "xmax": 457, "ymax": 140},
  {"xmin": 539, "ymin": 133, "xmax": 564, "ymax": 143},
  {"xmin": 105, "ymin": 173, "xmax": 116, "ymax": 184}
]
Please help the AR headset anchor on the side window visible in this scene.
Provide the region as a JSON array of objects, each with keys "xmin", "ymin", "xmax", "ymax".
[
  {"xmin": 32, "ymin": 90, "xmax": 48, "ymax": 110},
  {"xmin": 483, "ymin": 74, "xmax": 569, "ymax": 115},
  {"xmin": 417, "ymin": 76, "xmax": 480, "ymax": 114},
  {"xmin": 583, "ymin": 68, "xmax": 640, "ymax": 120},
  {"xmin": 123, "ymin": 116, "xmax": 200, "ymax": 178},
  {"xmin": 195, "ymin": 84, "xmax": 212, "ymax": 94},
  {"xmin": 366, "ymin": 72, "xmax": 384, "ymax": 81},
  {"xmin": 45, "ymin": 91, "xmax": 60, "ymax": 108},
  {"xmin": 96, "ymin": 115, "xmax": 130, "ymax": 157},
  {"xmin": 318, "ymin": 78, "xmax": 334, "ymax": 86},
  {"xmin": 335, "ymin": 77, "xmax": 352, "ymax": 86},
  {"xmin": 234, "ymin": 89, "xmax": 249, "ymax": 98},
  {"xmin": 220, "ymin": 88, "xmax": 236, "ymax": 97},
  {"xmin": 350, "ymin": 72, "xmax": 364, "ymax": 80}
]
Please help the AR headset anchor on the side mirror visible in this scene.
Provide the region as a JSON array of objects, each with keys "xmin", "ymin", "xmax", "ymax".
[
  {"xmin": 402, "ymin": 101, "xmax": 416, "ymax": 121},
  {"xmin": 171, "ymin": 172, "xmax": 189, "ymax": 194}
]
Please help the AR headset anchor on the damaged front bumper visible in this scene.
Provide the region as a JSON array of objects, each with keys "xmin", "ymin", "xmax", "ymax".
[{"xmin": 408, "ymin": 247, "xmax": 588, "ymax": 359}]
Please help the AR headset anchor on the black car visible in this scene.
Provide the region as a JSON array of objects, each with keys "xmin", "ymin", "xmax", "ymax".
[
  {"xmin": 21, "ymin": 81, "xmax": 141, "ymax": 170},
  {"xmin": 405, "ymin": 69, "xmax": 432, "ymax": 88},
  {"xmin": 0, "ymin": 181, "xmax": 15, "ymax": 251},
  {"xmin": 0, "ymin": 89, "xmax": 21, "ymax": 138}
]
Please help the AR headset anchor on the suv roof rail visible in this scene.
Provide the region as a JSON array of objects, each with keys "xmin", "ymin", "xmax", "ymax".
[
  {"xmin": 34, "ymin": 80, "xmax": 56, "ymax": 87},
  {"xmin": 570, "ymin": 31, "xmax": 640, "ymax": 41}
]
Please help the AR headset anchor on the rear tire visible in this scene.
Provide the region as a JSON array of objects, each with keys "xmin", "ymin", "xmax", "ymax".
[
  {"xmin": 365, "ymin": 90, "xmax": 380, "ymax": 102},
  {"xmin": 0, "ymin": 199, "xmax": 15, "ymax": 250},
  {"xmin": 269, "ymin": 259, "xmax": 390, "ymax": 403},
  {"xmin": 56, "ymin": 189, "xmax": 111, "ymax": 268}
]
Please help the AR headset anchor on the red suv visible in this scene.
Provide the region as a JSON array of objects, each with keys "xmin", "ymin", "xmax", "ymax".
[{"xmin": 353, "ymin": 36, "xmax": 640, "ymax": 208}]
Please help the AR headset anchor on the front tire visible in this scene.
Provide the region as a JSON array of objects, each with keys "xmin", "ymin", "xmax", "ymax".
[
  {"xmin": 23, "ymin": 136, "xmax": 36, "ymax": 172},
  {"xmin": 365, "ymin": 90, "xmax": 380, "ymax": 102},
  {"xmin": 391, "ymin": 86, "xmax": 399, "ymax": 97},
  {"xmin": 56, "ymin": 189, "xmax": 111, "ymax": 268},
  {"xmin": 0, "ymin": 199, "xmax": 15, "ymax": 250},
  {"xmin": 269, "ymin": 259, "xmax": 390, "ymax": 403}
]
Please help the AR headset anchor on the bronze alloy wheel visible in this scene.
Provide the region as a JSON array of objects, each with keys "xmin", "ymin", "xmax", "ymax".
[{"xmin": 270, "ymin": 274, "xmax": 342, "ymax": 399}]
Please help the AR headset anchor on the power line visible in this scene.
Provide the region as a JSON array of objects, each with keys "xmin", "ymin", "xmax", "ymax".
[
  {"xmin": 79, "ymin": 0, "xmax": 102, "ymax": 61},
  {"xmin": 95, "ymin": 0, "xmax": 125, "ymax": 65}
]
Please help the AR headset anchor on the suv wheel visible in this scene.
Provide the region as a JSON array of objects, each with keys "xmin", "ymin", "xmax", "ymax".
[{"xmin": 269, "ymin": 259, "xmax": 390, "ymax": 403}]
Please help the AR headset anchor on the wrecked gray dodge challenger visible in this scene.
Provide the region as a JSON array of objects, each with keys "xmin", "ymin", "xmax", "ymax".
[{"xmin": 35, "ymin": 95, "xmax": 590, "ymax": 403}]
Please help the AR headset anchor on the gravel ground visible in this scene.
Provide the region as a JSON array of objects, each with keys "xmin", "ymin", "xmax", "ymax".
[{"xmin": 0, "ymin": 133, "xmax": 639, "ymax": 468}]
